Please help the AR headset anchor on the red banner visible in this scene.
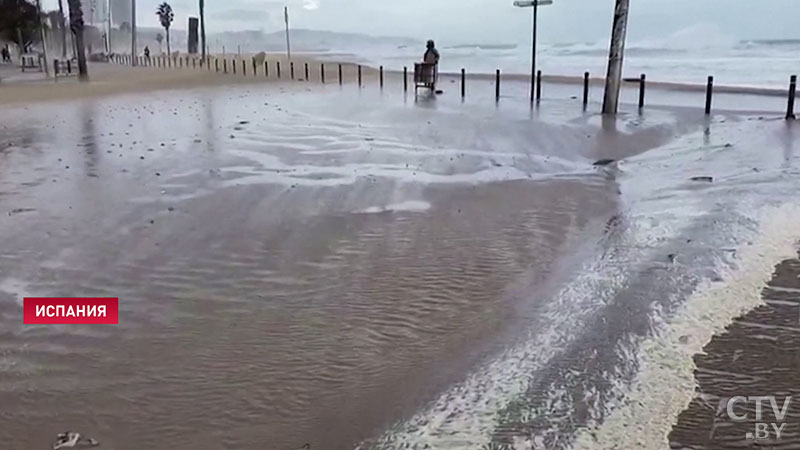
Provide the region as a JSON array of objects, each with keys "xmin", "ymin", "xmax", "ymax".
[{"xmin": 23, "ymin": 298, "xmax": 119, "ymax": 324}]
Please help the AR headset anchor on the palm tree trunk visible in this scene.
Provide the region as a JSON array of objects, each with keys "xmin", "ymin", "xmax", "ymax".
[
  {"xmin": 58, "ymin": 0, "xmax": 67, "ymax": 58},
  {"xmin": 199, "ymin": 0, "xmax": 205, "ymax": 61},
  {"xmin": 66, "ymin": 0, "xmax": 89, "ymax": 80},
  {"xmin": 602, "ymin": 0, "xmax": 630, "ymax": 115},
  {"xmin": 166, "ymin": 28, "xmax": 170, "ymax": 57}
]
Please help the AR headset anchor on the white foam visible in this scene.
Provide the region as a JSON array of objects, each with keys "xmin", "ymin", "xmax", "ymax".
[
  {"xmin": 0, "ymin": 278, "xmax": 34, "ymax": 306},
  {"xmin": 572, "ymin": 203, "xmax": 800, "ymax": 450},
  {"xmin": 358, "ymin": 227, "xmax": 636, "ymax": 449},
  {"xmin": 359, "ymin": 201, "xmax": 431, "ymax": 214}
]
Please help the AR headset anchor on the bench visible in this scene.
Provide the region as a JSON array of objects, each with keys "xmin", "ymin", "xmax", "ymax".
[{"xmin": 53, "ymin": 59, "xmax": 78, "ymax": 79}]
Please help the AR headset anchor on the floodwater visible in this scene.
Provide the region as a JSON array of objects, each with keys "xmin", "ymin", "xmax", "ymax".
[{"xmin": 0, "ymin": 82, "xmax": 799, "ymax": 450}]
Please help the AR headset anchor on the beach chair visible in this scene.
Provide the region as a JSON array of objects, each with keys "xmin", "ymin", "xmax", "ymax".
[{"xmin": 414, "ymin": 63, "xmax": 437, "ymax": 94}]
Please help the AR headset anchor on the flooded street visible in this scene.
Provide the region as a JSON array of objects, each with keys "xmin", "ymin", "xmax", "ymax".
[
  {"xmin": 0, "ymin": 85, "xmax": 631, "ymax": 449},
  {"xmin": 1, "ymin": 82, "xmax": 798, "ymax": 449}
]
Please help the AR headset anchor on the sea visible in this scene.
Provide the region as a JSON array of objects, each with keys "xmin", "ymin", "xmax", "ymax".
[{"xmin": 292, "ymin": 30, "xmax": 800, "ymax": 89}]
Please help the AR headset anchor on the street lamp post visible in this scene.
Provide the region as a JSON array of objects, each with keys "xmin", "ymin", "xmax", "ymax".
[{"xmin": 514, "ymin": 0, "xmax": 553, "ymax": 103}]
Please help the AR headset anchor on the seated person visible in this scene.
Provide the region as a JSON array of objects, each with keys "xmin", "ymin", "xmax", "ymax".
[
  {"xmin": 422, "ymin": 39, "xmax": 440, "ymax": 89},
  {"xmin": 423, "ymin": 40, "xmax": 439, "ymax": 65}
]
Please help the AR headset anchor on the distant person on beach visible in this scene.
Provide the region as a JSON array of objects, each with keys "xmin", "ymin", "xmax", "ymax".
[
  {"xmin": 423, "ymin": 40, "xmax": 439, "ymax": 65},
  {"xmin": 422, "ymin": 40, "xmax": 441, "ymax": 93},
  {"xmin": 1, "ymin": 46, "xmax": 10, "ymax": 63},
  {"xmin": 144, "ymin": 46, "xmax": 150, "ymax": 60}
]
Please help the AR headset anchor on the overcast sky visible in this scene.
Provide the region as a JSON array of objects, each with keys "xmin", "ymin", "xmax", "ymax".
[{"xmin": 47, "ymin": 0, "xmax": 800, "ymax": 44}]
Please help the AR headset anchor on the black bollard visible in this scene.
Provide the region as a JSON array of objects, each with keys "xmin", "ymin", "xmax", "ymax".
[
  {"xmin": 277, "ymin": 61, "xmax": 281, "ymax": 78},
  {"xmin": 461, "ymin": 68, "xmax": 466, "ymax": 98},
  {"xmin": 223, "ymin": 59, "xmax": 227, "ymax": 73},
  {"xmin": 192, "ymin": 58, "xmax": 196, "ymax": 68},
  {"xmin": 404, "ymin": 66, "xmax": 408, "ymax": 92},
  {"xmin": 242, "ymin": 59, "xmax": 246, "ymax": 76},
  {"xmin": 304, "ymin": 62, "xmax": 309, "ymax": 81},
  {"xmin": 358, "ymin": 65, "xmax": 362, "ymax": 87},
  {"xmin": 53, "ymin": 60, "xmax": 59, "ymax": 78},
  {"xmin": 787, "ymin": 75, "xmax": 797, "ymax": 120},
  {"xmin": 232, "ymin": 59, "xmax": 236, "ymax": 74},
  {"xmin": 265, "ymin": 61, "xmax": 269, "ymax": 77},
  {"xmin": 380, "ymin": 66, "xmax": 384, "ymax": 88},
  {"xmin": 705, "ymin": 76, "xmax": 714, "ymax": 115},
  {"xmin": 495, "ymin": 69, "xmax": 501, "ymax": 101},
  {"xmin": 215, "ymin": 59, "xmax": 219, "ymax": 72},
  {"xmin": 638, "ymin": 74, "xmax": 646, "ymax": 109},
  {"xmin": 290, "ymin": 62, "xmax": 294, "ymax": 80},
  {"xmin": 536, "ymin": 70, "xmax": 542, "ymax": 102},
  {"xmin": 253, "ymin": 58, "xmax": 257, "ymax": 75},
  {"xmin": 583, "ymin": 72, "xmax": 590, "ymax": 108},
  {"xmin": 338, "ymin": 64, "xmax": 343, "ymax": 85},
  {"xmin": 321, "ymin": 64, "xmax": 325, "ymax": 83},
  {"xmin": 67, "ymin": 59, "xmax": 72, "ymax": 74}
]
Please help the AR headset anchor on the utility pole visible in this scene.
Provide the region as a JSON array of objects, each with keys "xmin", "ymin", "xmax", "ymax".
[
  {"xmin": 602, "ymin": 0, "xmax": 630, "ymax": 115},
  {"xmin": 513, "ymin": 1, "xmax": 553, "ymax": 103},
  {"xmin": 284, "ymin": 6, "xmax": 291, "ymax": 60},
  {"xmin": 131, "ymin": 0, "xmax": 137, "ymax": 65}
]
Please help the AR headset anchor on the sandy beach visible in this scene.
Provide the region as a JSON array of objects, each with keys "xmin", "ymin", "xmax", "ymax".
[
  {"xmin": 1, "ymin": 58, "xmax": 799, "ymax": 450},
  {"xmin": 0, "ymin": 55, "xmax": 374, "ymax": 106}
]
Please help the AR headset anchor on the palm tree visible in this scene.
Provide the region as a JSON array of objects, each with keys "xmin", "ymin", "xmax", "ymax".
[
  {"xmin": 155, "ymin": 2, "xmax": 173, "ymax": 56},
  {"xmin": 199, "ymin": 0, "xmax": 205, "ymax": 61},
  {"xmin": 602, "ymin": 0, "xmax": 630, "ymax": 115},
  {"xmin": 66, "ymin": 0, "xmax": 88, "ymax": 80}
]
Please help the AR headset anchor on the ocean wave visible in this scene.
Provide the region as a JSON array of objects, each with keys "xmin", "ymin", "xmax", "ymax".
[{"xmin": 445, "ymin": 44, "xmax": 519, "ymax": 51}]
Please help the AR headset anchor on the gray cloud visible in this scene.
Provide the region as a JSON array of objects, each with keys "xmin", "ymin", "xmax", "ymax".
[
  {"xmin": 211, "ymin": 8, "xmax": 271, "ymax": 22},
  {"xmin": 50, "ymin": 0, "xmax": 800, "ymax": 43}
]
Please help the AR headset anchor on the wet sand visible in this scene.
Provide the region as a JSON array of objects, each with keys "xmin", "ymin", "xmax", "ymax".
[
  {"xmin": 0, "ymin": 55, "xmax": 371, "ymax": 106},
  {"xmin": 669, "ymin": 252, "xmax": 800, "ymax": 449}
]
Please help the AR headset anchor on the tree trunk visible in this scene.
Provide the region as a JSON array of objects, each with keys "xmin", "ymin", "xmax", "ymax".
[
  {"xmin": 166, "ymin": 28, "xmax": 170, "ymax": 57},
  {"xmin": 130, "ymin": 0, "xmax": 136, "ymax": 65},
  {"xmin": 66, "ymin": 0, "xmax": 89, "ymax": 80},
  {"xmin": 602, "ymin": 0, "xmax": 630, "ymax": 115},
  {"xmin": 199, "ymin": 0, "xmax": 206, "ymax": 61},
  {"xmin": 58, "ymin": 0, "xmax": 67, "ymax": 58},
  {"xmin": 17, "ymin": 28, "xmax": 24, "ymax": 55},
  {"xmin": 35, "ymin": 0, "xmax": 50, "ymax": 77}
]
